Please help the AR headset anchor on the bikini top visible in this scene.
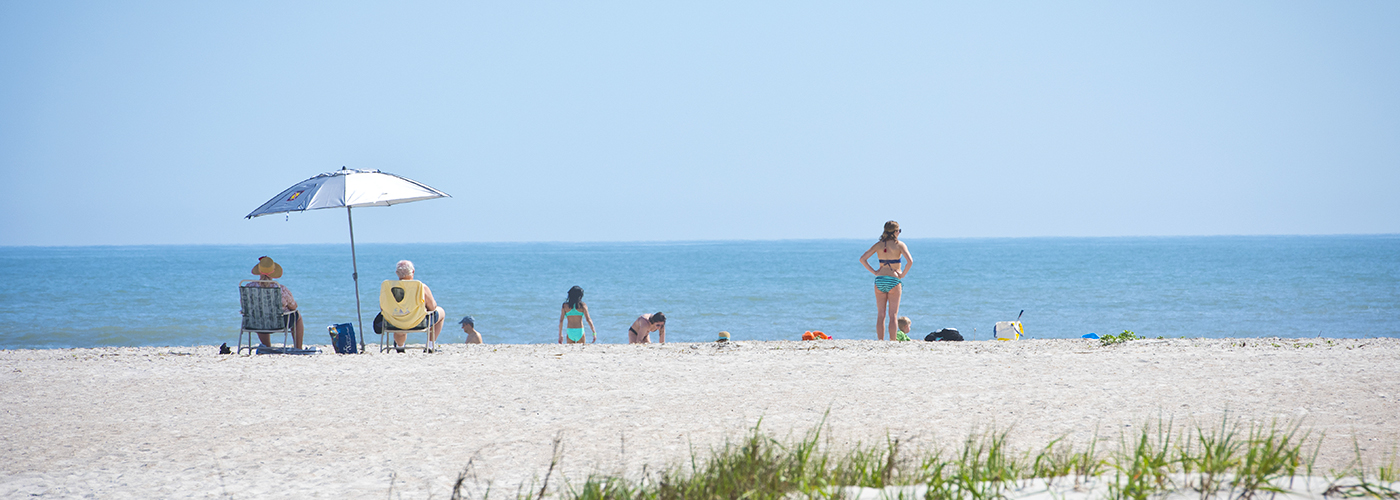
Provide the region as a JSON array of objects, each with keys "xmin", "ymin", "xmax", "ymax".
[
  {"xmin": 879, "ymin": 241, "xmax": 901, "ymax": 265},
  {"xmin": 565, "ymin": 305, "xmax": 583, "ymax": 317}
]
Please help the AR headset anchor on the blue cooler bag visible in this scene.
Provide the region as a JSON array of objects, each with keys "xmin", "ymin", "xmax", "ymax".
[{"xmin": 329, "ymin": 323, "xmax": 359, "ymax": 354}]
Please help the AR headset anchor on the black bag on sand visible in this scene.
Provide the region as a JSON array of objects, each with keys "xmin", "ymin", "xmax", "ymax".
[{"xmin": 925, "ymin": 328, "xmax": 964, "ymax": 342}]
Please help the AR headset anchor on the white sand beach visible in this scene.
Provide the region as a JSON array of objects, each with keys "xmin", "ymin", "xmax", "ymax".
[{"xmin": 2, "ymin": 338, "xmax": 1397, "ymax": 498}]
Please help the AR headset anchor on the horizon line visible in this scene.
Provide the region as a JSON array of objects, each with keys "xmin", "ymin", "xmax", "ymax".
[{"xmin": 2, "ymin": 232, "xmax": 1397, "ymax": 249}]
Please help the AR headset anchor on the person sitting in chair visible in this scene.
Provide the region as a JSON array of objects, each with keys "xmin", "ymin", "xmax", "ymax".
[
  {"xmin": 381, "ymin": 260, "xmax": 446, "ymax": 353},
  {"xmin": 244, "ymin": 256, "xmax": 305, "ymax": 350}
]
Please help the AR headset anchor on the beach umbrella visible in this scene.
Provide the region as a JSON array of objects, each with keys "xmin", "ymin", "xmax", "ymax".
[{"xmin": 246, "ymin": 167, "xmax": 450, "ymax": 352}]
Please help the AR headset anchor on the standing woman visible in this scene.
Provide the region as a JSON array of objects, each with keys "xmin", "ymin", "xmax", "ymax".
[
  {"xmin": 860, "ymin": 221, "xmax": 914, "ymax": 340},
  {"xmin": 558, "ymin": 286, "xmax": 597, "ymax": 344}
]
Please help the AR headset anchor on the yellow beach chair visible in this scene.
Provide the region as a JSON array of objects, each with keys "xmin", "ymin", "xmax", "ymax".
[{"xmin": 378, "ymin": 279, "xmax": 434, "ymax": 353}]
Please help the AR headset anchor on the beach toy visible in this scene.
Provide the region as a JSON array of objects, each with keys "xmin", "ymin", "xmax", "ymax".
[
  {"xmin": 994, "ymin": 310, "xmax": 1025, "ymax": 341},
  {"xmin": 994, "ymin": 322, "xmax": 1023, "ymax": 340},
  {"xmin": 813, "ymin": 331, "xmax": 830, "ymax": 340},
  {"xmin": 802, "ymin": 331, "xmax": 815, "ymax": 341},
  {"xmin": 717, "ymin": 331, "xmax": 730, "ymax": 342},
  {"xmin": 1082, "ymin": 333, "xmax": 1099, "ymax": 339}
]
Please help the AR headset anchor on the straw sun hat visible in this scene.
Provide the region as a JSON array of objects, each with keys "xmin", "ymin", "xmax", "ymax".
[{"xmin": 250, "ymin": 256, "xmax": 283, "ymax": 279}]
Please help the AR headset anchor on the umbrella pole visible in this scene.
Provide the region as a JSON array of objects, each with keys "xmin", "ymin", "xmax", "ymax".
[{"xmin": 347, "ymin": 206, "xmax": 366, "ymax": 353}]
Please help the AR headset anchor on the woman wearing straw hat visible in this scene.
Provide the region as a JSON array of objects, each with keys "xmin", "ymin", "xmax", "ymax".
[
  {"xmin": 244, "ymin": 256, "xmax": 306, "ymax": 349},
  {"xmin": 860, "ymin": 221, "xmax": 914, "ymax": 340}
]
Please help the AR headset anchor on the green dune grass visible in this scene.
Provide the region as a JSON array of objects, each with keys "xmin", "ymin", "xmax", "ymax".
[{"xmin": 447, "ymin": 417, "xmax": 1399, "ymax": 500}]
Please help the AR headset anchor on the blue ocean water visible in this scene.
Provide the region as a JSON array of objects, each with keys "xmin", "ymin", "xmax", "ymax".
[{"xmin": 0, "ymin": 236, "xmax": 1396, "ymax": 349}]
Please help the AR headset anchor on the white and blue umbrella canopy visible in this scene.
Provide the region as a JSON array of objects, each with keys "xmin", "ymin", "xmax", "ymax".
[
  {"xmin": 245, "ymin": 167, "xmax": 449, "ymax": 353},
  {"xmin": 246, "ymin": 168, "xmax": 449, "ymax": 218}
]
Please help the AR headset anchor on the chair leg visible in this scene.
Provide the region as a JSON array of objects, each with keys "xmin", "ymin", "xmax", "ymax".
[
  {"xmin": 379, "ymin": 330, "xmax": 431, "ymax": 353},
  {"xmin": 237, "ymin": 329, "xmax": 294, "ymax": 354},
  {"xmin": 239, "ymin": 330, "xmax": 254, "ymax": 356}
]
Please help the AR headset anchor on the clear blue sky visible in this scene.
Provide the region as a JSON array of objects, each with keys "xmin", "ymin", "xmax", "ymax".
[{"xmin": 2, "ymin": 1, "xmax": 1397, "ymax": 246}]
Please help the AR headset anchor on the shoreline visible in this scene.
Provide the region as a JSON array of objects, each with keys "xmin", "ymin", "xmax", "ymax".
[{"xmin": 2, "ymin": 338, "xmax": 1397, "ymax": 498}]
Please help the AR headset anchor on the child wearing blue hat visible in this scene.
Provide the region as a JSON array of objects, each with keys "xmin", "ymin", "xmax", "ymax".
[{"xmin": 459, "ymin": 316, "xmax": 484, "ymax": 344}]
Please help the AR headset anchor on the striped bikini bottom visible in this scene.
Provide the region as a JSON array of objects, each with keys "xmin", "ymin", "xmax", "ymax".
[{"xmin": 874, "ymin": 276, "xmax": 902, "ymax": 293}]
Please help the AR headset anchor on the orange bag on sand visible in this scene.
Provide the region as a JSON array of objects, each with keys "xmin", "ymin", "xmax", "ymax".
[{"xmin": 802, "ymin": 331, "xmax": 831, "ymax": 341}]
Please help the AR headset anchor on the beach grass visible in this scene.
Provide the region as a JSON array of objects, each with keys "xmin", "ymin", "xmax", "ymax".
[
  {"xmin": 449, "ymin": 417, "xmax": 1400, "ymax": 500},
  {"xmin": 1098, "ymin": 330, "xmax": 1145, "ymax": 346}
]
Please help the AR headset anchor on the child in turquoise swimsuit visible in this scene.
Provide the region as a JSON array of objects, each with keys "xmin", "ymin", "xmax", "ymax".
[{"xmin": 558, "ymin": 286, "xmax": 597, "ymax": 344}]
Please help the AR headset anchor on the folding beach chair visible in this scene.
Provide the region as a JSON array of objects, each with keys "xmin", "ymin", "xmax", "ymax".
[
  {"xmin": 238, "ymin": 280, "xmax": 295, "ymax": 355},
  {"xmin": 378, "ymin": 280, "xmax": 435, "ymax": 353}
]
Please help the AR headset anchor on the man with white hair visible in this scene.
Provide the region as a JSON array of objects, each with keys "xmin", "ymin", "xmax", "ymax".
[{"xmin": 383, "ymin": 260, "xmax": 447, "ymax": 352}]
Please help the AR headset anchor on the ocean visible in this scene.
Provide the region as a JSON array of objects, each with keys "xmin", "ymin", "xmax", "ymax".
[{"xmin": 1, "ymin": 236, "xmax": 1396, "ymax": 349}]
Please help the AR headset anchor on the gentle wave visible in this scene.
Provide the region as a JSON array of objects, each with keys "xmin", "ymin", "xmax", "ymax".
[{"xmin": 1, "ymin": 235, "xmax": 1396, "ymax": 349}]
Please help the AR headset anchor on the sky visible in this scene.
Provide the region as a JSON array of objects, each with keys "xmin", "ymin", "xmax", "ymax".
[{"xmin": 2, "ymin": 1, "xmax": 1397, "ymax": 246}]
